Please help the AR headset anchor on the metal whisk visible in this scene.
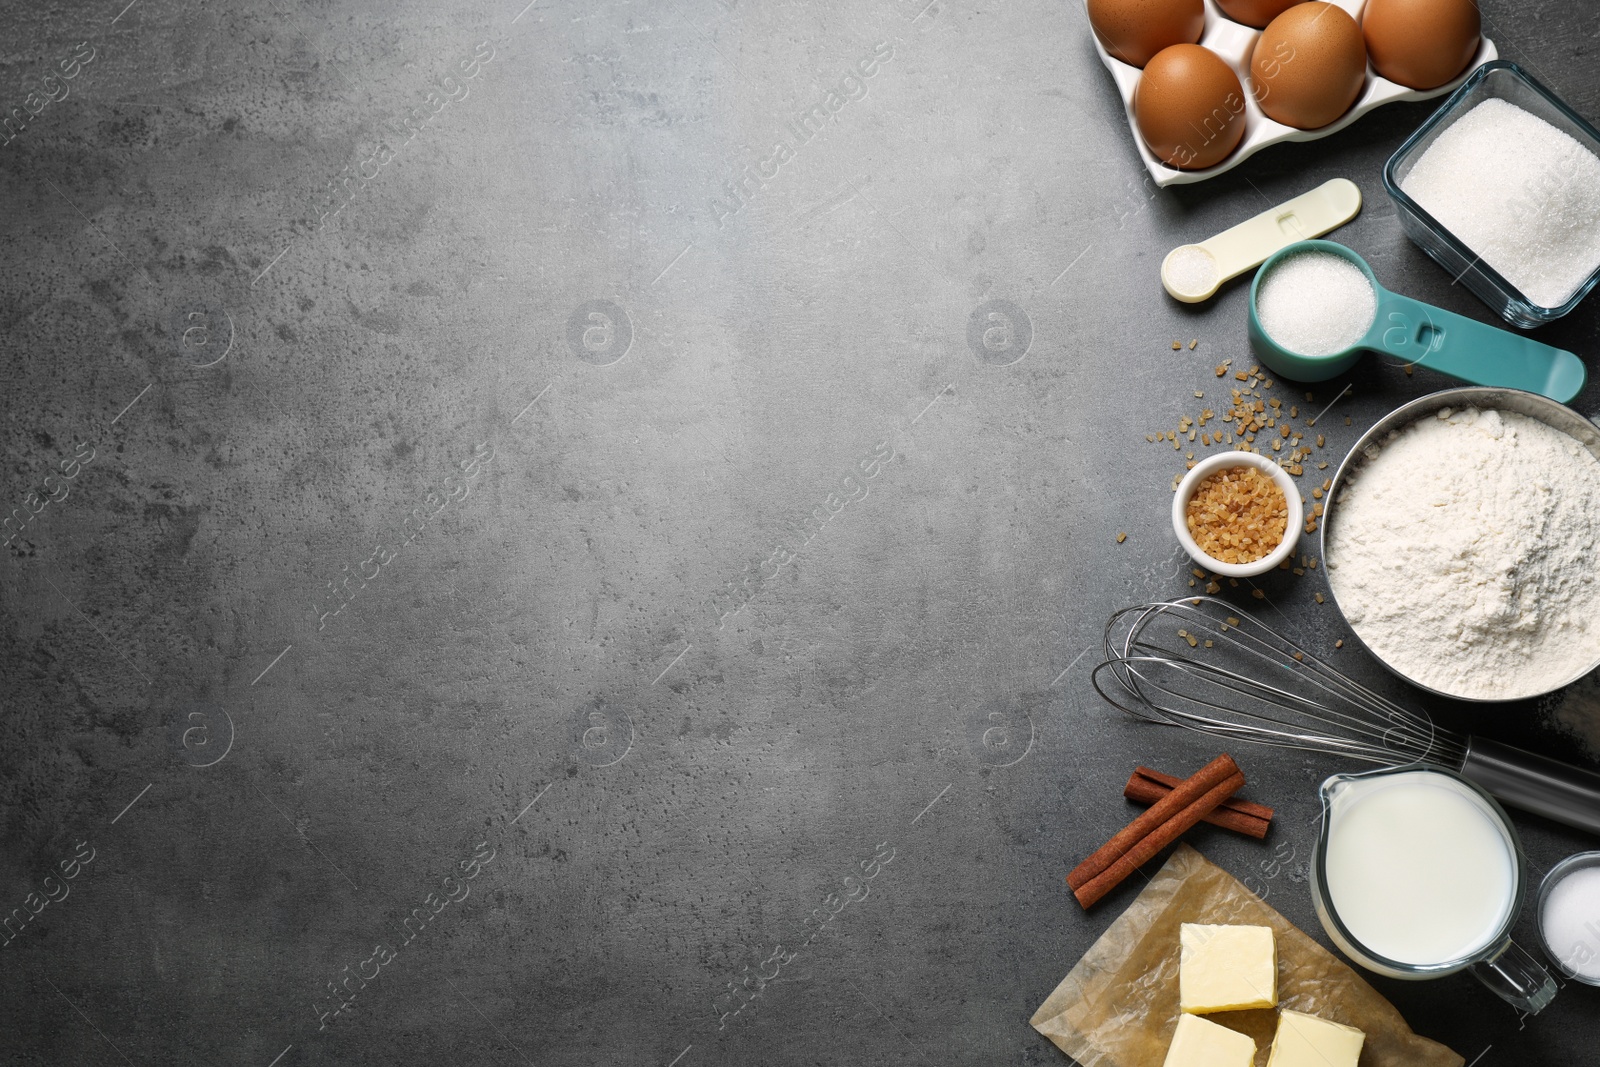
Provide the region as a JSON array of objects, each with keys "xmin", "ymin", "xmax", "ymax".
[{"xmin": 1092, "ymin": 597, "xmax": 1600, "ymax": 836}]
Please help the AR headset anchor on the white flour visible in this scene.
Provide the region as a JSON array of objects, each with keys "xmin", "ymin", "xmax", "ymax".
[{"xmin": 1327, "ymin": 408, "xmax": 1600, "ymax": 701}]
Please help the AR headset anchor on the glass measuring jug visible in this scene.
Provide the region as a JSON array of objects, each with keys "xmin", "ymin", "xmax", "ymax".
[
  {"xmin": 1310, "ymin": 765, "xmax": 1556, "ymax": 1013},
  {"xmin": 1247, "ymin": 240, "xmax": 1585, "ymax": 403}
]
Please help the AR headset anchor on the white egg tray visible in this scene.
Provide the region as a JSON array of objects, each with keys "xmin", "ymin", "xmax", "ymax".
[{"xmin": 1088, "ymin": 0, "xmax": 1498, "ymax": 186}]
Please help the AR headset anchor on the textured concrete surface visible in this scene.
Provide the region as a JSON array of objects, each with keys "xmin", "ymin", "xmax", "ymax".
[{"xmin": 3, "ymin": 1, "xmax": 1600, "ymax": 1064}]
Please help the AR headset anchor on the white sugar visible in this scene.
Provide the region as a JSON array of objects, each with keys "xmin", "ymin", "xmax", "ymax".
[
  {"xmin": 1540, "ymin": 865, "xmax": 1600, "ymax": 981},
  {"xmin": 1401, "ymin": 98, "xmax": 1600, "ymax": 308},
  {"xmin": 1166, "ymin": 244, "xmax": 1219, "ymax": 296},
  {"xmin": 1256, "ymin": 250, "xmax": 1375, "ymax": 356}
]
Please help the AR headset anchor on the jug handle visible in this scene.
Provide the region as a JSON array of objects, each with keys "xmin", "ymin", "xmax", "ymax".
[{"xmin": 1470, "ymin": 940, "xmax": 1557, "ymax": 1014}]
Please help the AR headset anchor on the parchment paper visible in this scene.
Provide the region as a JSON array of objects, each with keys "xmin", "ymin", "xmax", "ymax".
[{"xmin": 1030, "ymin": 845, "xmax": 1464, "ymax": 1067}]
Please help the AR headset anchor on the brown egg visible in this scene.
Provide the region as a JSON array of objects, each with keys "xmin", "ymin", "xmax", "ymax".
[
  {"xmin": 1087, "ymin": 0, "xmax": 1205, "ymax": 69},
  {"xmin": 1135, "ymin": 44, "xmax": 1248, "ymax": 170},
  {"xmin": 1363, "ymin": 0, "xmax": 1480, "ymax": 89},
  {"xmin": 1213, "ymin": 0, "xmax": 1303, "ymax": 30},
  {"xmin": 1251, "ymin": 3, "xmax": 1367, "ymax": 130}
]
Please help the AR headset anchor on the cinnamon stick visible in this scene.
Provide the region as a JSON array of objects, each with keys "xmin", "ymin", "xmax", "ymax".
[
  {"xmin": 1075, "ymin": 770, "xmax": 1247, "ymax": 909},
  {"xmin": 1131, "ymin": 767, "xmax": 1274, "ymax": 821},
  {"xmin": 1125, "ymin": 765, "xmax": 1274, "ymax": 839},
  {"xmin": 1123, "ymin": 775, "xmax": 1269, "ymax": 839},
  {"xmin": 1066, "ymin": 753, "xmax": 1240, "ymax": 891}
]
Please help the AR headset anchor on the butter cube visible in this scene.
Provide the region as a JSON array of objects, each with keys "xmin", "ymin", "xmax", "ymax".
[
  {"xmin": 1266, "ymin": 1009, "xmax": 1365, "ymax": 1067},
  {"xmin": 1161, "ymin": 1013, "xmax": 1257, "ymax": 1067},
  {"xmin": 1179, "ymin": 923, "xmax": 1277, "ymax": 1013}
]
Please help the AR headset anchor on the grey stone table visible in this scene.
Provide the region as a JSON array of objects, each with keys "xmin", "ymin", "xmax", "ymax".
[{"xmin": 3, "ymin": 1, "xmax": 1598, "ymax": 1064}]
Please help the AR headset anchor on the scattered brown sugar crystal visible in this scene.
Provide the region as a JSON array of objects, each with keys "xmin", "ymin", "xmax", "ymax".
[
  {"xmin": 1116, "ymin": 531, "xmax": 1127, "ymax": 543},
  {"xmin": 1173, "ymin": 341, "xmax": 1182, "ymax": 350},
  {"xmin": 1184, "ymin": 465, "xmax": 1289, "ymax": 564}
]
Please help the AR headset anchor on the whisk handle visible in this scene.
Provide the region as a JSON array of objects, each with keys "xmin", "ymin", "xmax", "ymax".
[{"xmin": 1459, "ymin": 737, "xmax": 1600, "ymax": 837}]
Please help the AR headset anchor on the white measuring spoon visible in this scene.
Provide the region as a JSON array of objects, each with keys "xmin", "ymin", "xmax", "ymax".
[{"xmin": 1162, "ymin": 178, "xmax": 1363, "ymax": 303}]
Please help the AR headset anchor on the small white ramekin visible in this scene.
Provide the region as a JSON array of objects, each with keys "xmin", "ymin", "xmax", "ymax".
[{"xmin": 1171, "ymin": 451, "xmax": 1302, "ymax": 578}]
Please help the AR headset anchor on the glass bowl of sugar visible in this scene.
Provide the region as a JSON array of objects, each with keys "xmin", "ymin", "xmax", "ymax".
[
  {"xmin": 1536, "ymin": 851, "xmax": 1600, "ymax": 986},
  {"xmin": 1384, "ymin": 61, "xmax": 1600, "ymax": 328}
]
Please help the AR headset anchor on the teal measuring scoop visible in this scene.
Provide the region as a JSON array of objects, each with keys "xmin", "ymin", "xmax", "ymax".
[{"xmin": 1248, "ymin": 241, "xmax": 1586, "ymax": 403}]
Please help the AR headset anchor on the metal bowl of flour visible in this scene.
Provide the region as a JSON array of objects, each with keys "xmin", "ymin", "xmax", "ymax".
[{"xmin": 1321, "ymin": 386, "xmax": 1600, "ymax": 702}]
